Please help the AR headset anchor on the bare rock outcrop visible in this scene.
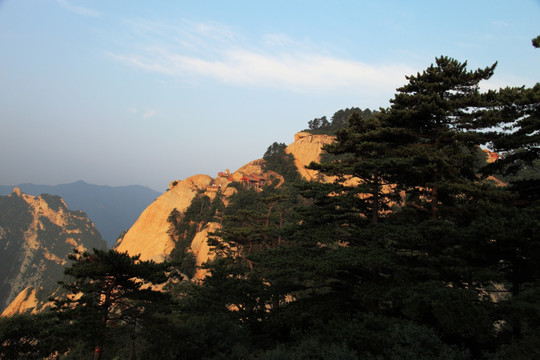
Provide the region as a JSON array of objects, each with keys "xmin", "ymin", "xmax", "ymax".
[
  {"xmin": 231, "ymin": 159, "xmax": 265, "ymax": 181},
  {"xmin": 114, "ymin": 175, "xmax": 213, "ymax": 262},
  {"xmin": 2, "ymin": 133, "xmax": 335, "ymax": 315},
  {"xmin": 114, "ymin": 132, "xmax": 335, "ymax": 272},
  {"xmin": 1, "ymin": 286, "xmax": 38, "ymax": 317},
  {"xmin": 285, "ymin": 132, "xmax": 335, "ymax": 180},
  {"xmin": 190, "ymin": 222, "xmax": 221, "ymax": 280}
]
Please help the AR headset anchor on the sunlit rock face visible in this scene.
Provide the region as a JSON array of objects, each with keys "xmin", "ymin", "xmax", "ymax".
[
  {"xmin": 115, "ymin": 132, "xmax": 334, "ymax": 280},
  {"xmin": 1, "ymin": 132, "xmax": 336, "ymax": 315},
  {"xmin": 286, "ymin": 132, "xmax": 335, "ymax": 181},
  {"xmin": 0, "ymin": 188, "xmax": 106, "ymax": 314},
  {"xmin": 1, "ymin": 286, "xmax": 38, "ymax": 317},
  {"xmin": 114, "ymin": 175, "xmax": 213, "ymax": 262},
  {"xmin": 190, "ymin": 222, "xmax": 221, "ymax": 280}
]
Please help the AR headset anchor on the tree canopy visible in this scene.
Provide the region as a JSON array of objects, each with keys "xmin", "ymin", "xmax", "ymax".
[{"xmin": 53, "ymin": 249, "xmax": 171, "ymax": 360}]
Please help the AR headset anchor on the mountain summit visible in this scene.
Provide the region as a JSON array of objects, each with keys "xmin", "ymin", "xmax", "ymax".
[
  {"xmin": 0, "ymin": 181, "xmax": 160, "ymax": 246},
  {"xmin": 1, "ymin": 132, "xmax": 333, "ymax": 315},
  {"xmin": 0, "ymin": 188, "xmax": 107, "ymax": 313},
  {"xmin": 114, "ymin": 132, "xmax": 334, "ymax": 274}
]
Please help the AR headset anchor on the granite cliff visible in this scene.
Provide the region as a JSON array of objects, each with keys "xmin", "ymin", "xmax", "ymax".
[
  {"xmin": 2, "ymin": 132, "xmax": 333, "ymax": 314},
  {"xmin": 114, "ymin": 132, "xmax": 334, "ymax": 277},
  {"xmin": 286, "ymin": 131, "xmax": 335, "ymax": 181},
  {"xmin": 0, "ymin": 188, "xmax": 107, "ymax": 314},
  {"xmin": 114, "ymin": 175, "xmax": 214, "ymax": 263},
  {"xmin": 0, "ymin": 181, "xmax": 160, "ymax": 246}
]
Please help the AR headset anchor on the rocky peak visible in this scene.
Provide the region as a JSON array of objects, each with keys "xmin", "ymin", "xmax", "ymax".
[
  {"xmin": 286, "ymin": 132, "xmax": 335, "ymax": 181},
  {"xmin": 114, "ymin": 131, "xmax": 335, "ymax": 276},
  {"xmin": 115, "ymin": 175, "xmax": 213, "ymax": 262},
  {"xmin": 0, "ymin": 190, "xmax": 106, "ymax": 314},
  {"xmin": 2, "ymin": 131, "xmax": 335, "ymax": 315}
]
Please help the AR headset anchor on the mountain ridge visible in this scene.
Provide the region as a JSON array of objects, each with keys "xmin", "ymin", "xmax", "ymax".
[
  {"xmin": 0, "ymin": 181, "xmax": 160, "ymax": 246},
  {"xmin": 0, "ymin": 188, "xmax": 107, "ymax": 313},
  {"xmin": 115, "ymin": 132, "xmax": 335, "ymax": 274},
  {"xmin": 1, "ymin": 132, "xmax": 334, "ymax": 315}
]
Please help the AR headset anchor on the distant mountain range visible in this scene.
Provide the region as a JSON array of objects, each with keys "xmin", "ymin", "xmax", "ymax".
[{"xmin": 0, "ymin": 181, "xmax": 160, "ymax": 246}]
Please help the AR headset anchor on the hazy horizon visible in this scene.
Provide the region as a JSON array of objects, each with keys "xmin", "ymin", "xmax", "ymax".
[
  {"xmin": 0, "ymin": 179, "xmax": 160, "ymax": 192},
  {"xmin": 1, "ymin": 0, "xmax": 539, "ymax": 192}
]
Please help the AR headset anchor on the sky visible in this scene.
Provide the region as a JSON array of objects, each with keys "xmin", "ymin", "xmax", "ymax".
[{"xmin": 0, "ymin": 1, "xmax": 539, "ymax": 192}]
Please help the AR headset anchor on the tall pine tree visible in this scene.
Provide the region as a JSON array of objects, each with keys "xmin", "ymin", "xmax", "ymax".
[{"xmin": 53, "ymin": 249, "xmax": 170, "ymax": 360}]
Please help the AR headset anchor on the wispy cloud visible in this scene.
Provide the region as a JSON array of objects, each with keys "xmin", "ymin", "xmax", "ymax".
[
  {"xmin": 128, "ymin": 108, "xmax": 158, "ymax": 120},
  {"xmin": 57, "ymin": 0, "xmax": 100, "ymax": 17},
  {"xmin": 110, "ymin": 19, "xmax": 414, "ymax": 95},
  {"xmin": 262, "ymin": 33, "xmax": 296, "ymax": 48},
  {"xmin": 143, "ymin": 109, "xmax": 157, "ymax": 120}
]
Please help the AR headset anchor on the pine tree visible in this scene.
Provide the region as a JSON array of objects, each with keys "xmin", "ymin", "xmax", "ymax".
[
  {"xmin": 312, "ymin": 111, "xmax": 403, "ymax": 224},
  {"xmin": 486, "ymin": 84, "xmax": 540, "ymax": 177},
  {"xmin": 53, "ymin": 249, "xmax": 170, "ymax": 360},
  {"xmin": 480, "ymin": 79, "xmax": 540, "ymax": 352},
  {"xmin": 265, "ymin": 57, "xmax": 507, "ymax": 357},
  {"xmin": 383, "ymin": 56, "xmax": 498, "ymax": 218},
  {"xmin": 0, "ymin": 312, "xmax": 67, "ymax": 359}
]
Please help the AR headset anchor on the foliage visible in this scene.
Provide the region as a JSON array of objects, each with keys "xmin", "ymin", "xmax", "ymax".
[
  {"xmin": 263, "ymin": 142, "xmax": 302, "ymax": 183},
  {"xmin": 252, "ymin": 338, "xmax": 358, "ymax": 360},
  {"xmin": 192, "ymin": 56, "xmax": 539, "ymax": 358},
  {"xmin": 40, "ymin": 193, "xmax": 66, "ymax": 212},
  {"xmin": 484, "ymin": 84, "xmax": 540, "ymax": 177},
  {"xmin": 313, "ymin": 111, "xmax": 404, "ymax": 223},
  {"xmin": 0, "ymin": 193, "xmax": 32, "ymax": 232},
  {"xmin": 532, "ymin": 35, "xmax": 540, "ymax": 48},
  {"xmin": 306, "ymin": 107, "xmax": 376, "ymax": 134},
  {"xmin": 0, "ymin": 312, "xmax": 67, "ymax": 360},
  {"xmin": 52, "ymin": 248, "xmax": 171, "ymax": 360},
  {"xmin": 168, "ymin": 191, "xmax": 225, "ymax": 278},
  {"xmin": 0, "ymin": 195, "xmax": 33, "ymax": 308}
]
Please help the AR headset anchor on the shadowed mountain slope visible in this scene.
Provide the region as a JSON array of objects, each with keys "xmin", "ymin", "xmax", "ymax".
[
  {"xmin": 0, "ymin": 188, "xmax": 107, "ymax": 313},
  {"xmin": 0, "ymin": 181, "xmax": 160, "ymax": 246}
]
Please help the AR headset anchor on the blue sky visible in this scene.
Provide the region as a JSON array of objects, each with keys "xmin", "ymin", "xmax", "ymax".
[{"xmin": 1, "ymin": 0, "xmax": 539, "ymax": 192}]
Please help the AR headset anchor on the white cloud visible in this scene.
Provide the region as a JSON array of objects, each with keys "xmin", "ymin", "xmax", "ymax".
[
  {"xmin": 187, "ymin": 20, "xmax": 235, "ymax": 42},
  {"xmin": 143, "ymin": 109, "xmax": 157, "ymax": 120},
  {"xmin": 262, "ymin": 33, "xmax": 296, "ymax": 48},
  {"xmin": 57, "ymin": 0, "xmax": 100, "ymax": 17},
  {"xmin": 110, "ymin": 19, "xmax": 414, "ymax": 95},
  {"xmin": 127, "ymin": 107, "xmax": 158, "ymax": 120},
  {"xmin": 113, "ymin": 47, "xmax": 412, "ymax": 94}
]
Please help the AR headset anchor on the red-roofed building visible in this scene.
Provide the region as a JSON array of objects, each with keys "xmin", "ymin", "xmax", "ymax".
[{"xmin": 240, "ymin": 174, "xmax": 266, "ymax": 189}]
